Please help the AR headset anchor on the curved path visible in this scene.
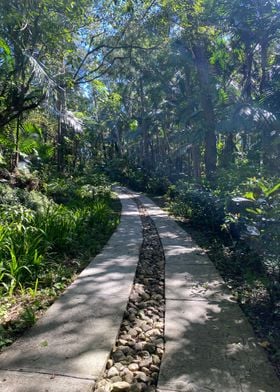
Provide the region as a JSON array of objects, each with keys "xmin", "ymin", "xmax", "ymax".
[{"xmin": 0, "ymin": 188, "xmax": 280, "ymax": 392}]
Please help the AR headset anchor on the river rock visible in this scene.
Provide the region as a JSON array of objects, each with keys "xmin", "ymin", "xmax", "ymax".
[
  {"xmin": 130, "ymin": 328, "xmax": 139, "ymax": 338},
  {"xmin": 111, "ymin": 376, "xmax": 123, "ymax": 383},
  {"xmin": 152, "ymin": 354, "xmax": 160, "ymax": 365},
  {"xmin": 108, "ymin": 366, "xmax": 119, "ymax": 378},
  {"xmin": 125, "ymin": 355, "xmax": 135, "ymax": 363},
  {"xmin": 112, "ymin": 349, "xmax": 126, "ymax": 362},
  {"xmin": 111, "ymin": 381, "xmax": 130, "ymax": 392},
  {"xmin": 135, "ymin": 371, "xmax": 151, "ymax": 383},
  {"xmin": 106, "ymin": 359, "xmax": 114, "ymax": 369},
  {"xmin": 147, "ymin": 328, "xmax": 161, "ymax": 338},
  {"xmin": 115, "ymin": 362, "xmax": 125, "ymax": 371},
  {"xmin": 153, "ymin": 338, "xmax": 164, "ymax": 348},
  {"xmin": 143, "ymin": 343, "xmax": 155, "ymax": 354},
  {"xmin": 129, "ymin": 383, "xmax": 142, "ymax": 392},
  {"xmin": 141, "ymin": 366, "xmax": 150, "ymax": 375},
  {"xmin": 134, "ymin": 342, "xmax": 145, "ymax": 351},
  {"xmin": 156, "ymin": 347, "xmax": 163, "ymax": 355},
  {"xmin": 150, "ymin": 364, "xmax": 159, "ymax": 372},
  {"xmin": 139, "ymin": 357, "xmax": 152, "ymax": 368},
  {"xmin": 142, "ymin": 324, "xmax": 152, "ymax": 332},
  {"xmin": 128, "ymin": 363, "xmax": 139, "ymax": 372},
  {"xmin": 118, "ymin": 345, "xmax": 132, "ymax": 355},
  {"xmin": 123, "ymin": 368, "xmax": 134, "ymax": 383},
  {"xmin": 139, "ymin": 350, "xmax": 150, "ymax": 358}
]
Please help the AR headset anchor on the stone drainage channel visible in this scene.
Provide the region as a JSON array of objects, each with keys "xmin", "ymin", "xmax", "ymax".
[{"xmin": 94, "ymin": 198, "xmax": 165, "ymax": 392}]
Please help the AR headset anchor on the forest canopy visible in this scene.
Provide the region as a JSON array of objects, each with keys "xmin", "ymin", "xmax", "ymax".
[
  {"xmin": 0, "ymin": 0, "xmax": 279, "ymax": 179},
  {"xmin": 0, "ymin": 1, "xmax": 280, "ymax": 351}
]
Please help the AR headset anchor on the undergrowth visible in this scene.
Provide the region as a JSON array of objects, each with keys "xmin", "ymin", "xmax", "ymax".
[{"xmin": 0, "ymin": 174, "xmax": 121, "ymax": 349}]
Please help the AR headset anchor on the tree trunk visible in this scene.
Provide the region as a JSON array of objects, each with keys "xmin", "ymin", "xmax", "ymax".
[
  {"xmin": 139, "ymin": 77, "xmax": 151, "ymax": 171},
  {"xmin": 57, "ymin": 87, "xmax": 67, "ymax": 172},
  {"xmin": 192, "ymin": 42, "xmax": 217, "ymax": 179},
  {"xmin": 192, "ymin": 144, "xmax": 201, "ymax": 181},
  {"xmin": 260, "ymin": 39, "xmax": 269, "ymax": 94},
  {"xmin": 14, "ymin": 117, "xmax": 20, "ymax": 170},
  {"xmin": 242, "ymin": 44, "xmax": 254, "ymax": 99},
  {"xmin": 221, "ymin": 132, "xmax": 235, "ymax": 168}
]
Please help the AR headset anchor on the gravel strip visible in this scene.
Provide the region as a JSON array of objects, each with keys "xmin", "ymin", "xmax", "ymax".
[{"xmin": 94, "ymin": 199, "xmax": 165, "ymax": 392}]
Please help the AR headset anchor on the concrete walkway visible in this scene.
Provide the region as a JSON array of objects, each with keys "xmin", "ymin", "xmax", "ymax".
[
  {"xmin": 137, "ymin": 194, "xmax": 280, "ymax": 392},
  {"xmin": 0, "ymin": 188, "xmax": 142, "ymax": 392}
]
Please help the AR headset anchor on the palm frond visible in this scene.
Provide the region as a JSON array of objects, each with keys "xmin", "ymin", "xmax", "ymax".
[
  {"xmin": 61, "ymin": 110, "xmax": 83, "ymax": 133},
  {"xmin": 28, "ymin": 55, "xmax": 56, "ymax": 95}
]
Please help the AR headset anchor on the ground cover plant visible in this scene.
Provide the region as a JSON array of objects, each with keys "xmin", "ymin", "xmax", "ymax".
[{"xmin": 0, "ymin": 175, "xmax": 121, "ymax": 349}]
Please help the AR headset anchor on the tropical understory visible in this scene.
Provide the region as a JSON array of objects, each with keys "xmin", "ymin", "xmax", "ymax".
[{"xmin": 0, "ymin": 175, "xmax": 121, "ymax": 349}]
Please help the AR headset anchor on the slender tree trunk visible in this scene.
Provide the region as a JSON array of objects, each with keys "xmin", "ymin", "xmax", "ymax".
[
  {"xmin": 192, "ymin": 144, "xmax": 201, "ymax": 181},
  {"xmin": 192, "ymin": 42, "xmax": 217, "ymax": 179},
  {"xmin": 241, "ymin": 132, "xmax": 248, "ymax": 153},
  {"xmin": 57, "ymin": 87, "xmax": 66, "ymax": 172},
  {"xmin": 150, "ymin": 139, "xmax": 155, "ymax": 169},
  {"xmin": 14, "ymin": 116, "xmax": 20, "ymax": 169},
  {"xmin": 139, "ymin": 77, "xmax": 150, "ymax": 170},
  {"xmin": 221, "ymin": 132, "xmax": 235, "ymax": 168},
  {"xmin": 242, "ymin": 44, "xmax": 254, "ymax": 99},
  {"xmin": 260, "ymin": 39, "xmax": 269, "ymax": 94},
  {"xmin": 72, "ymin": 137, "xmax": 79, "ymax": 172}
]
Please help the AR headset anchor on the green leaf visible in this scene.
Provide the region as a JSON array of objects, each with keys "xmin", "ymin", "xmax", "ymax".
[
  {"xmin": 129, "ymin": 119, "xmax": 138, "ymax": 132},
  {"xmin": 265, "ymin": 183, "xmax": 280, "ymax": 197},
  {"xmin": 23, "ymin": 123, "xmax": 42, "ymax": 137},
  {"xmin": 245, "ymin": 208, "xmax": 262, "ymax": 215},
  {"xmin": 244, "ymin": 192, "xmax": 255, "ymax": 200},
  {"xmin": 0, "ymin": 37, "xmax": 11, "ymax": 55}
]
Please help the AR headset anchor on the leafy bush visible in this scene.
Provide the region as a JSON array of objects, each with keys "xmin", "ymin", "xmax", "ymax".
[
  {"xmin": 105, "ymin": 157, "xmax": 171, "ymax": 195},
  {"xmin": 168, "ymin": 181, "xmax": 226, "ymax": 231},
  {"xmin": 146, "ymin": 176, "xmax": 171, "ymax": 196},
  {"xmin": 224, "ymin": 179, "xmax": 280, "ymax": 304},
  {"xmin": 46, "ymin": 174, "xmax": 111, "ymax": 205}
]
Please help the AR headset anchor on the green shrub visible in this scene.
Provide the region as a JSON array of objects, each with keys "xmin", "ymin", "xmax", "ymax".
[
  {"xmin": 169, "ymin": 181, "xmax": 225, "ymax": 231},
  {"xmin": 146, "ymin": 176, "xmax": 171, "ymax": 196}
]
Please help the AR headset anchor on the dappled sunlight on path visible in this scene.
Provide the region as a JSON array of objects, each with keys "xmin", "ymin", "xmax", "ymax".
[{"xmin": 0, "ymin": 187, "xmax": 142, "ymax": 392}]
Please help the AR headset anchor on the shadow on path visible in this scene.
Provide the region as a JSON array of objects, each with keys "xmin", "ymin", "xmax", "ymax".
[{"xmin": 0, "ymin": 188, "xmax": 142, "ymax": 392}]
